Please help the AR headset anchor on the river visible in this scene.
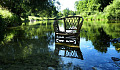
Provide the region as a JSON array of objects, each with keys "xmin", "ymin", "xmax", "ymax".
[{"xmin": 0, "ymin": 20, "xmax": 120, "ymax": 70}]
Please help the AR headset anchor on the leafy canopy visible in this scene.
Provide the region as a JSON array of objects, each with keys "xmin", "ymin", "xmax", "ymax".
[{"xmin": 0, "ymin": 0, "xmax": 58, "ymax": 18}]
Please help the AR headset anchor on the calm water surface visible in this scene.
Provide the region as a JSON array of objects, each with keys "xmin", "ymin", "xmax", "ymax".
[{"xmin": 0, "ymin": 21, "xmax": 120, "ymax": 70}]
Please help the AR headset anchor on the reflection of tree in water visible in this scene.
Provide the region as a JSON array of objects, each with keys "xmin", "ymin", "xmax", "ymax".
[
  {"xmin": 104, "ymin": 23, "xmax": 120, "ymax": 52},
  {"xmin": 112, "ymin": 43, "xmax": 120, "ymax": 52},
  {"xmin": 0, "ymin": 23, "xmax": 60, "ymax": 70},
  {"xmin": 81, "ymin": 22, "xmax": 120, "ymax": 52},
  {"xmin": 92, "ymin": 28, "xmax": 111, "ymax": 53}
]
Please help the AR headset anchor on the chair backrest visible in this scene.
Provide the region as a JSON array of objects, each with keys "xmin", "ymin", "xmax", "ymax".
[
  {"xmin": 53, "ymin": 16, "xmax": 84, "ymax": 33},
  {"xmin": 63, "ymin": 16, "xmax": 84, "ymax": 32}
]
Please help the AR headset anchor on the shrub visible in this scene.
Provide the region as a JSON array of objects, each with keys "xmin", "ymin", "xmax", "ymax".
[
  {"xmin": 0, "ymin": 8, "xmax": 22, "ymax": 28},
  {"xmin": 104, "ymin": 0, "xmax": 120, "ymax": 21}
]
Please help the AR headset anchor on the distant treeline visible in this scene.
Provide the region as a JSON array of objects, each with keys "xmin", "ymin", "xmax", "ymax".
[{"xmin": 58, "ymin": 0, "xmax": 120, "ymax": 22}]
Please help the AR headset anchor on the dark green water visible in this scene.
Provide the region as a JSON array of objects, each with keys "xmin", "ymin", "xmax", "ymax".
[{"xmin": 0, "ymin": 21, "xmax": 120, "ymax": 70}]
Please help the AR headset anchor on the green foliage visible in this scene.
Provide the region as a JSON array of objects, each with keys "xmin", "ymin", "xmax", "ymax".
[
  {"xmin": 104, "ymin": 0, "xmax": 120, "ymax": 21},
  {"xmin": 0, "ymin": 8, "xmax": 21, "ymax": 29},
  {"xmin": 57, "ymin": 11, "xmax": 63, "ymax": 17},
  {"xmin": 96, "ymin": 0, "xmax": 113, "ymax": 12},
  {"xmin": 0, "ymin": 0, "xmax": 59, "ymax": 29},
  {"xmin": 0, "ymin": 0, "xmax": 58, "ymax": 18},
  {"xmin": 62, "ymin": 8, "xmax": 75, "ymax": 17},
  {"xmin": 75, "ymin": 0, "xmax": 100, "ymax": 13},
  {"xmin": 75, "ymin": 0, "xmax": 88, "ymax": 12},
  {"xmin": 85, "ymin": 12, "xmax": 108, "ymax": 21},
  {"xmin": 74, "ymin": 0, "xmax": 120, "ymax": 21},
  {"xmin": 62, "ymin": 8, "xmax": 70, "ymax": 17}
]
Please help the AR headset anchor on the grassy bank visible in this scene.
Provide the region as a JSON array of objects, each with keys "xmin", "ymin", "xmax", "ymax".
[
  {"xmin": 79, "ymin": 12, "xmax": 107, "ymax": 21},
  {"xmin": 78, "ymin": 11, "xmax": 120, "ymax": 23}
]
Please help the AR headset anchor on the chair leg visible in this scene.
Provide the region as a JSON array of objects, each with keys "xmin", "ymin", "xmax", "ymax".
[{"xmin": 76, "ymin": 35, "xmax": 80, "ymax": 45}]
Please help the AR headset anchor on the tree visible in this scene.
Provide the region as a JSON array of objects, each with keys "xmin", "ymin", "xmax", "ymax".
[
  {"xmin": 62, "ymin": 8, "xmax": 75, "ymax": 17},
  {"xmin": 74, "ymin": 0, "xmax": 113, "ymax": 14},
  {"xmin": 104, "ymin": 0, "xmax": 120, "ymax": 21},
  {"xmin": 96, "ymin": 0, "xmax": 113, "ymax": 12},
  {"xmin": 57, "ymin": 11, "xmax": 63, "ymax": 17},
  {"xmin": 0, "ymin": 0, "xmax": 58, "ymax": 19},
  {"xmin": 62, "ymin": 8, "xmax": 70, "ymax": 17}
]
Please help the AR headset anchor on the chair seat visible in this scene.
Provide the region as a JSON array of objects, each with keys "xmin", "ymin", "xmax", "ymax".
[{"xmin": 55, "ymin": 32, "xmax": 78, "ymax": 36}]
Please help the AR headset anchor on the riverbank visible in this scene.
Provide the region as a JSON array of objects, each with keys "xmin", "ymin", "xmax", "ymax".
[{"xmin": 79, "ymin": 12, "xmax": 120, "ymax": 23}]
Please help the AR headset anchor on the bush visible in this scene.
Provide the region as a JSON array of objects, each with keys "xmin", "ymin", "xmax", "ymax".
[
  {"xmin": 104, "ymin": 0, "xmax": 120, "ymax": 21},
  {"xmin": 0, "ymin": 8, "xmax": 22, "ymax": 28}
]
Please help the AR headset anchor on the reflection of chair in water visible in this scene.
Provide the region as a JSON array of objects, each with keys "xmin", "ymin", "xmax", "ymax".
[
  {"xmin": 53, "ymin": 16, "xmax": 84, "ymax": 59},
  {"xmin": 54, "ymin": 42, "xmax": 83, "ymax": 59}
]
